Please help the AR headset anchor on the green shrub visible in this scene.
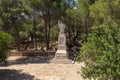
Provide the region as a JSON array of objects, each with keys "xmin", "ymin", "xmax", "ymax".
[
  {"xmin": 76, "ymin": 22, "xmax": 120, "ymax": 80},
  {"xmin": 0, "ymin": 31, "xmax": 13, "ymax": 63}
]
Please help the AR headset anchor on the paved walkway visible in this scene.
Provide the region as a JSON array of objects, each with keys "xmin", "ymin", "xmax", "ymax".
[{"xmin": 0, "ymin": 56, "xmax": 84, "ymax": 80}]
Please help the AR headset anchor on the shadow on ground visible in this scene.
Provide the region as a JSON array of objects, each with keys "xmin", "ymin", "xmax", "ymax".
[
  {"xmin": 0, "ymin": 69, "xmax": 34, "ymax": 80},
  {"xmin": 0, "ymin": 56, "xmax": 54, "ymax": 67}
]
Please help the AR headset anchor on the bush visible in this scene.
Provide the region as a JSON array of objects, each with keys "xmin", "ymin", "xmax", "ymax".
[
  {"xmin": 76, "ymin": 22, "xmax": 120, "ymax": 80},
  {"xmin": 0, "ymin": 31, "xmax": 13, "ymax": 63}
]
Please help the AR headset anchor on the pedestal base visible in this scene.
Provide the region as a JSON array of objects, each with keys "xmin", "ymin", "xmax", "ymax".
[
  {"xmin": 55, "ymin": 50, "xmax": 68, "ymax": 59},
  {"xmin": 51, "ymin": 58, "xmax": 71, "ymax": 64},
  {"xmin": 51, "ymin": 50, "xmax": 71, "ymax": 64}
]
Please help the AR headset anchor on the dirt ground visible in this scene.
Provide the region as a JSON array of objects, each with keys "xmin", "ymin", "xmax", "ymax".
[{"xmin": 0, "ymin": 56, "xmax": 84, "ymax": 80}]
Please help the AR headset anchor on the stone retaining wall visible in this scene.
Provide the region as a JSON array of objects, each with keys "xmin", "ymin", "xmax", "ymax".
[{"xmin": 7, "ymin": 50, "xmax": 75, "ymax": 57}]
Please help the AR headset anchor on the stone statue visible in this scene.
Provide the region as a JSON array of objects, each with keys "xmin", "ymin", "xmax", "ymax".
[
  {"xmin": 58, "ymin": 21, "xmax": 65, "ymax": 34},
  {"xmin": 51, "ymin": 20, "xmax": 70, "ymax": 64},
  {"xmin": 55, "ymin": 21, "xmax": 67, "ymax": 58}
]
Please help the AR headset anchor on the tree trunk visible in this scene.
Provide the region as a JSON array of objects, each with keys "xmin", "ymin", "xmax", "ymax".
[
  {"xmin": 16, "ymin": 32, "xmax": 20, "ymax": 51},
  {"xmin": 33, "ymin": 13, "xmax": 37, "ymax": 51},
  {"xmin": 14, "ymin": 25, "xmax": 20, "ymax": 51},
  {"xmin": 47, "ymin": 17, "xmax": 51, "ymax": 50},
  {"xmin": 32, "ymin": 3, "xmax": 37, "ymax": 51},
  {"xmin": 44, "ymin": 19, "xmax": 49, "ymax": 51},
  {"xmin": 44, "ymin": 19, "xmax": 51, "ymax": 51},
  {"xmin": 44, "ymin": 10, "xmax": 51, "ymax": 50}
]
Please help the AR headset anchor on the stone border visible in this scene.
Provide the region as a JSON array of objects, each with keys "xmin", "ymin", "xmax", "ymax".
[{"xmin": 7, "ymin": 50, "xmax": 75, "ymax": 57}]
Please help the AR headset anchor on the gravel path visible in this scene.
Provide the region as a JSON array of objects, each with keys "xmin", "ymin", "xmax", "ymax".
[{"xmin": 0, "ymin": 56, "xmax": 84, "ymax": 80}]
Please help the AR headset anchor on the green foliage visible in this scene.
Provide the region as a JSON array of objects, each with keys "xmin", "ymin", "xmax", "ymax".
[
  {"xmin": 64, "ymin": 0, "xmax": 95, "ymax": 44},
  {"xmin": 50, "ymin": 25, "xmax": 59, "ymax": 41},
  {"xmin": 0, "ymin": 31, "xmax": 13, "ymax": 62},
  {"xmin": 89, "ymin": 0, "xmax": 120, "ymax": 25},
  {"xmin": 76, "ymin": 22, "xmax": 120, "ymax": 80},
  {"xmin": 19, "ymin": 22, "xmax": 44, "ymax": 41},
  {"xmin": 75, "ymin": 0, "xmax": 120, "ymax": 79},
  {"xmin": 0, "ymin": 0, "xmax": 29, "ymax": 42}
]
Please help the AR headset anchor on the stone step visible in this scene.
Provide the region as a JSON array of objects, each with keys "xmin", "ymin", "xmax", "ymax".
[{"xmin": 50, "ymin": 58, "xmax": 72, "ymax": 64}]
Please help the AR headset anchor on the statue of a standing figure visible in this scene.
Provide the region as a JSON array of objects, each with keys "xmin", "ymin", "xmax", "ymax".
[
  {"xmin": 58, "ymin": 21, "xmax": 65, "ymax": 34},
  {"xmin": 51, "ymin": 20, "xmax": 70, "ymax": 64}
]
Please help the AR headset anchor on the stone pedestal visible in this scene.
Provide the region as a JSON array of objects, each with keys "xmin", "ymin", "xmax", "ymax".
[{"xmin": 54, "ymin": 34, "xmax": 68, "ymax": 59}]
